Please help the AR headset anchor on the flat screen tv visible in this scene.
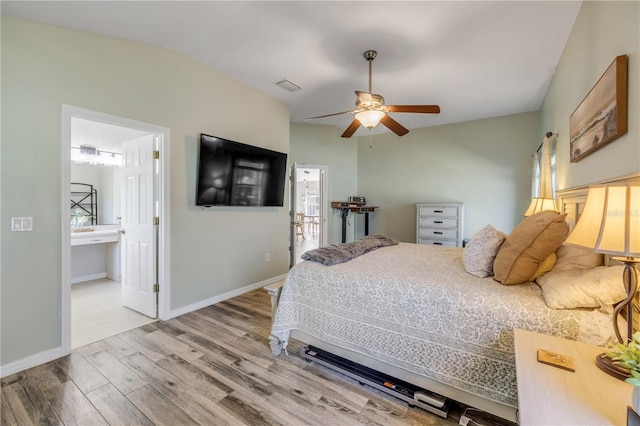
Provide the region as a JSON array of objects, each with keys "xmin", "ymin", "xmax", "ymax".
[{"xmin": 196, "ymin": 134, "xmax": 288, "ymax": 207}]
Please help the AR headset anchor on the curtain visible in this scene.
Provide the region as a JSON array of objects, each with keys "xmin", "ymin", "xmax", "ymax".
[{"xmin": 531, "ymin": 135, "xmax": 556, "ymax": 198}]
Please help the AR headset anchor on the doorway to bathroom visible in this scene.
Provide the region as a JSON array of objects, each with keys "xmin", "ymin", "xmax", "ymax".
[{"xmin": 61, "ymin": 105, "xmax": 171, "ymax": 351}]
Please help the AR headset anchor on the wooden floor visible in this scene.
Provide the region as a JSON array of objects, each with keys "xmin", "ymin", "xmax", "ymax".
[{"xmin": 1, "ymin": 289, "xmax": 510, "ymax": 426}]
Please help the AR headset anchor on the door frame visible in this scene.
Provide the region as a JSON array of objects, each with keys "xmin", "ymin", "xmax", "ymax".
[
  {"xmin": 60, "ymin": 105, "xmax": 171, "ymax": 355},
  {"xmin": 290, "ymin": 163, "xmax": 328, "ymax": 267}
]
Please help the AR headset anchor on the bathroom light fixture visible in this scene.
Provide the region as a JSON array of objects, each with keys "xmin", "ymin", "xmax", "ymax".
[{"xmin": 71, "ymin": 145, "xmax": 122, "ymax": 167}]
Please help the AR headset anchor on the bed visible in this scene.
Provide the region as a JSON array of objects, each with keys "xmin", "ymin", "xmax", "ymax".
[{"xmin": 268, "ymin": 174, "xmax": 637, "ymax": 422}]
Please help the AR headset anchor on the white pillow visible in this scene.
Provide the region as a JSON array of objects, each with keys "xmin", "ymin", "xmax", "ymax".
[
  {"xmin": 536, "ymin": 266, "xmax": 626, "ymax": 310},
  {"xmin": 463, "ymin": 225, "xmax": 506, "ymax": 278},
  {"xmin": 552, "ymin": 244, "xmax": 603, "ymax": 272}
]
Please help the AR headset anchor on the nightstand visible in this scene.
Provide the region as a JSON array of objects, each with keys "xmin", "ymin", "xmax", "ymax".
[{"xmin": 514, "ymin": 328, "xmax": 632, "ymax": 425}]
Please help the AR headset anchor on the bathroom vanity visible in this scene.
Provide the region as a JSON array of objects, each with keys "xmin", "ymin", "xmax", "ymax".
[{"xmin": 71, "ymin": 224, "xmax": 121, "ymax": 284}]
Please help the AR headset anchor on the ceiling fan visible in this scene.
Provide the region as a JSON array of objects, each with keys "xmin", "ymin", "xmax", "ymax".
[{"xmin": 305, "ymin": 50, "xmax": 441, "ymax": 138}]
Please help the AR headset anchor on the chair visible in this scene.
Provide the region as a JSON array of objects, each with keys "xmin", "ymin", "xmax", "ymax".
[
  {"xmin": 307, "ymin": 215, "xmax": 320, "ymax": 235},
  {"xmin": 295, "ymin": 212, "xmax": 305, "ymax": 241}
]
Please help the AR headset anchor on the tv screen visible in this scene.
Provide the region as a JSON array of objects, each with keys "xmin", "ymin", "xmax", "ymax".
[{"xmin": 196, "ymin": 134, "xmax": 288, "ymax": 207}]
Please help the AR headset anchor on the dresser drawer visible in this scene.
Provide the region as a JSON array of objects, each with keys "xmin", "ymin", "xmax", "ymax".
[
  {"xmin": 71, "ymin": 234, "xmax": 119, "ymax": 246},
  {"xmin": 418, "ymin": 206, "xmax": 459, "ymax": 217},
  {"xmin": 418, "ymin": 238, "xmax": 457, "ymax": 247},
  {"xmin": 419, "ymin": 228, "xmax": 458, "ymax": 239},
  {"xmin": 419, "ymin": 217, "xmax": 458, "ymax": 228}
]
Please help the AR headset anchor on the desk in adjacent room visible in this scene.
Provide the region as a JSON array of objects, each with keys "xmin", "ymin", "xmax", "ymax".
[{"xmin": 331, "ymin": 202, "xmax": 379, "ymax": 243}]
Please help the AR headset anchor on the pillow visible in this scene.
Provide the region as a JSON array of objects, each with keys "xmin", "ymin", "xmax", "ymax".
[
  {"xmin": 463, "ymin": 225, "xmax": 507, "ymax": 278},
  {"xmin": 536, "ymin": 266, "xmax": 626, "ymax": 309},
  {"xmin": 493, "ymin": 211, "xmax": 568, "ymax": 285},
  {"xmin": 552, "ymin": 244, "xmax": 603, "ymax": 272},
  {"xmin": 529, "ymin": 252, "xmax": 557, "ymax": 281}
]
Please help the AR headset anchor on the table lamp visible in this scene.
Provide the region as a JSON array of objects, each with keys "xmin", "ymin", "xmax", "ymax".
[
  {"xmin": 564, "ymin": 181, "xmax": 640, "ymax": 378},
  {"xmin": 524, "ymin": 197, "xmax": 559, "ymax": 217}
]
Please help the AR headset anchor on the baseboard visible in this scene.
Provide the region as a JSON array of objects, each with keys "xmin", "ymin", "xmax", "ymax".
[
  {"xmin": 1, "ymin": 274, "xmax": 286, "ymax": 377},
  {"xmin": 164, "ymin": 274, "xmax": 287, "ymax": 320},
  {"xmin": 0, "ymin": 346, "xmax": 67, "ymax": 379},
  {"xmin": 71, "ymin": 272, "xmax": 107, "ymax": 284}
]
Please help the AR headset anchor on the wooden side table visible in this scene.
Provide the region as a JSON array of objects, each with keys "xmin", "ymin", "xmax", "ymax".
[{"xmin": 514, "ymin": 328, "xmax": 632, "ymax": 425}]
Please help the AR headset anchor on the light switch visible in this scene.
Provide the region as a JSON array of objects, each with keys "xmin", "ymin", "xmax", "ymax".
[{"xmin": 11, "ymin": 217, "xmax": 33, "ymax": 231}]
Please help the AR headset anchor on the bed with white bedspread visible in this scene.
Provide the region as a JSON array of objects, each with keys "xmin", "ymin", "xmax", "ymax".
[
  {"xmin": 270, "ymin": 243, "xmax": 614, "ymax": 413},
  {"xmin": 269, "ymin": 175, "xmax": 639, "ymax": 421}
]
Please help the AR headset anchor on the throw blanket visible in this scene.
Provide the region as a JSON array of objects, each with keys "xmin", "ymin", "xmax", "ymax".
[{"xmin": 301, "ymin": 234, "xmax": 399, "ymax": 265}]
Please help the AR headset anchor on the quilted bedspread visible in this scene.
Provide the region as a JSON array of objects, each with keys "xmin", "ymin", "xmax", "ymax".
[{"xmin": 271, "ymin": 243, "xmax": 612, "ymax": 407}]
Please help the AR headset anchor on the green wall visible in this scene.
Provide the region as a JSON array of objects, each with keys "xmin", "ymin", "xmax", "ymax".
[
  {"xmin": 356, "ymin": 112, "xmax": 540, "ymax": 242},
  {"xmin": 541, "ymin": 1, "xmax": 639, "ymax": 190},
  {"xmin": 289, "ymin": 123, "xmax": 358, "ymax": 244},
  {"xmin": 1, "ymin": 17, "xmax": 290, "ymax": 368}
]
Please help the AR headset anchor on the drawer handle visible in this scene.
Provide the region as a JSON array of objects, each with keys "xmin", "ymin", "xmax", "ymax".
[
  {"xmin": 434, "ymin": 210, "xmax": 443, "ymax": 213},
  {"xmin": 434, "ymin": 221, "xmax": 443, "ymax": 224},
  {"xmin": 433, "ymin": 231, "xmax": 443, "ymax": 235},
  {"xmin": 91, "ymin": 239, "xmax": 102, "ymax": 242},
  {"xmin": 433, "ymin": 242, "xmax": 443, "ymax": 245}
]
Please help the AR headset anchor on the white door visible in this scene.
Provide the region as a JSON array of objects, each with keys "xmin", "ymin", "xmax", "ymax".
[
  {"xmin": 289, "ymin": 165, "xmax": 298, "ymax": 268},
  {"xmin": 121, "ymin": 135, "xmax": 157, "ymax": 317}
]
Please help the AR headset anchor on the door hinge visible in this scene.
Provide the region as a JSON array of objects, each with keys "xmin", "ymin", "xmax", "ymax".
[
  {"xmin": 154, "ymin": 217, "xmax": 160, "ymax": 225},
  {"xmin": 153, "ymin": 150, "xmax": 160, "ymax": 159},
  {"xmin": 153, "ymin": 284, "xmax": 159, "ymax": 293}
]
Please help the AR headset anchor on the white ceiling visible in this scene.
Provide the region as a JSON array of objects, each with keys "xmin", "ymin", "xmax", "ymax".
[
  {"xmin": 71, "ymin": 117, "xmax": 152, "ymax": 153},
  {"xmin": 2, "ymin": 1, "xmax": 582, "ymax": 137}
]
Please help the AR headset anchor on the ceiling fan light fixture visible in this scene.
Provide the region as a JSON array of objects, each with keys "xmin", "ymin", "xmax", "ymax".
[{"xmin": 355, "ymin": 110, "xmax": 385, "ymax": 128}]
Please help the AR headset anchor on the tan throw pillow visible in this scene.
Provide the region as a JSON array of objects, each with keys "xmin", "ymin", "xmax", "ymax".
[
  {"xmin": 463, "ymin": 225, "xmax": 507, "ymax": 278},
  {"xmin": 493, "ymin": 211, "xmax": 569, "ymax": 285},
  {"xmin": 552, "ymin": 244, "xmax": 603, "ymax": 272}
]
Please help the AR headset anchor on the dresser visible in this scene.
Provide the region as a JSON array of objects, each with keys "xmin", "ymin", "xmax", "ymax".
[{"xmin": 416, "ymin": 202, "xmax": 464, "ymax": 247}]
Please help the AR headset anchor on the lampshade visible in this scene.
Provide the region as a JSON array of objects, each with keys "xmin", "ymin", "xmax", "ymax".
[
  {"xmin": 564, "ymin": 183, "xmax": 640, "ymax": 258},
  {"xmin": 523, "ymin": 197, "xmax": 559, "ymax": 217},
  {"xmin": 565, "ymin": 181, "xmax": 640, "ymax": 373},
  {"xmin": 355, "ymin": 110, "xmax": 385, "ymax": 128}
]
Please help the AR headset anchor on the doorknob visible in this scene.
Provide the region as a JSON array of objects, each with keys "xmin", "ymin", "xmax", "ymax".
[{"xmin": 119, "ymin": 229, "xmax": 126, "ymax": 235}]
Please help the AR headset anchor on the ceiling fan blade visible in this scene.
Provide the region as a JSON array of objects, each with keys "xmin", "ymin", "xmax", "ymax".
[
  {"xmin": 305, "ymin": 110, "xmax": 357, "ymax": 120},
  {"xmin": 386, "ymin": 105, "xmax": 441, "ymax": 114},
  {"xmin": 341, "ymin": 119, "xmax": 361, "ymax": 138},
  {"xmin": 380, "ymin": 114, "xmax": 409, "ymax": 137}
]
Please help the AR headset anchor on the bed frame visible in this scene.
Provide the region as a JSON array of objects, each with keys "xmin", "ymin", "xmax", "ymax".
[{"xmin": 266, "ymin": 173, "xmax": 639, "ymax": 423}]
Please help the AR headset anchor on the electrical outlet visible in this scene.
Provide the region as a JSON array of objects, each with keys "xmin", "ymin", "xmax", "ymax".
[{"xmin": 265, "ymin": 252, "xmax": 271, "ymax": 262}]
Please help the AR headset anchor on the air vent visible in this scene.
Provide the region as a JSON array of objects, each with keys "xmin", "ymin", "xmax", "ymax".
[{"xmin": 275, "ymin": 79, "xmax": 302, "ymax": 93}]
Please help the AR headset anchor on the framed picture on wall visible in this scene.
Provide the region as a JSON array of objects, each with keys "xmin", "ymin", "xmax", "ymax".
[{"xmin": 569, "ymin": 55, "xmax": 628, "ymax": 163}]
